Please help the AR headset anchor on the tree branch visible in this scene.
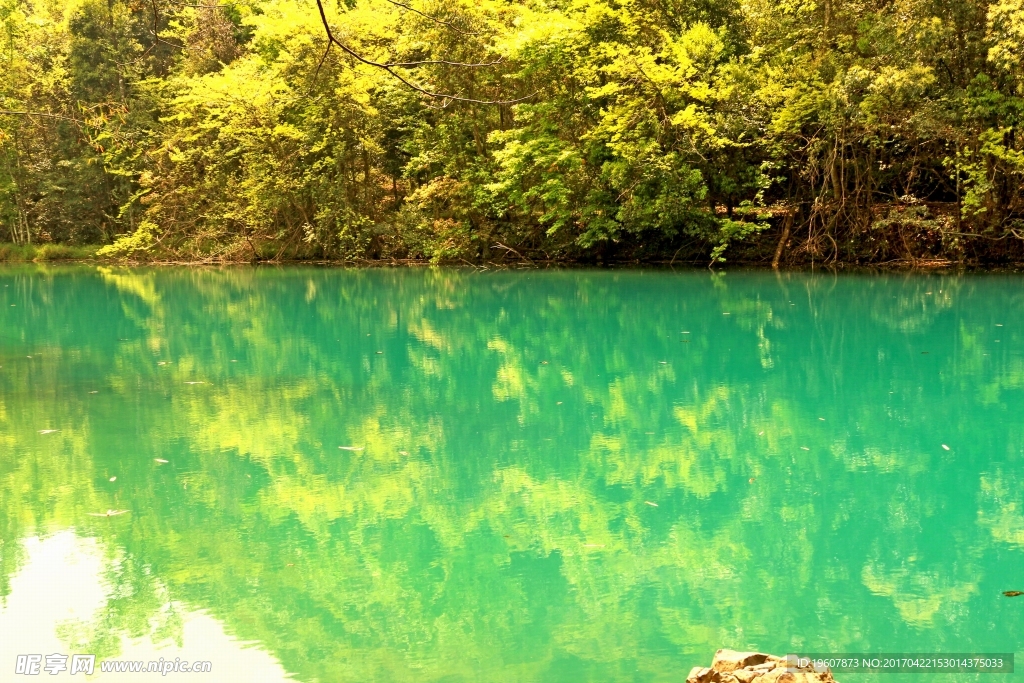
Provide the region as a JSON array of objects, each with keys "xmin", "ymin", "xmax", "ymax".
[
  {"xmin": 313, "ymin": 0, "xmax": 536, "ymax": 105},
  {"xmin": 0, "ymin": 109, "xmax": 80, "ymax": 123},
  {"xmin": 380, "ymin": 0, "xmax": 479, "ymax": 36},
  {"xmin": 382, "ymin": 56, "xmax": 503, "ymax": 68}
]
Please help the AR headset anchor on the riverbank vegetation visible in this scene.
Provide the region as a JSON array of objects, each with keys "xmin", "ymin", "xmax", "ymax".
[
  {"xmin": 0, "ymin": 243, "xmax": 98, "ymax": 262},
  {"xmin": 2, "ymin": 0, "xmax": 1024, "ymax": 264}
]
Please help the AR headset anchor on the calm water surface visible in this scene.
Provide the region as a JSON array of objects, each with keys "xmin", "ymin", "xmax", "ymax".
[{"xmin": 1, "ymin": 266, "xmax": 1022, "ymax": 681}]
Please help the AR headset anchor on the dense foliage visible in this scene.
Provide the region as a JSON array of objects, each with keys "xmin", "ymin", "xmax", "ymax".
[{"xmin": 3, "ymin": 0, "xmax": 1024, "ymax": 263}]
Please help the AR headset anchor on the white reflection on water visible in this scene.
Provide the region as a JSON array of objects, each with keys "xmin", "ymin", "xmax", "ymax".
[{"xmin": 0, "ymin": 531, "xmax": 292, "ymax": 681}]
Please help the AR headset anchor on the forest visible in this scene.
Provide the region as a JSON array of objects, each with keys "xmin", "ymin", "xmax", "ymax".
[{"xmin": 2, "ymin": 0, "xmax": 1024, "ymax": 264}]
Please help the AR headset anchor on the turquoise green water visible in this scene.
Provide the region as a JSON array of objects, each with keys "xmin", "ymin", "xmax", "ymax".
[{"xmin": 0, "ymin": 266, "xmax": 1022, "ymax": 681}]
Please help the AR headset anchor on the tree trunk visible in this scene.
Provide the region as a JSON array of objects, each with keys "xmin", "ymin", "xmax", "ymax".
[{"xmin": 772, "ymin": 213, "xmax": 794, "ymax": 269}]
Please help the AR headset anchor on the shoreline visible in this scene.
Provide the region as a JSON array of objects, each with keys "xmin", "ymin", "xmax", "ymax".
[
  {"xmin": 4, "ymin": 255, "xmax": 1024, "ymax": 272},
  {"xmin": 6, "ymin": 243, "xmax": 1024, "ymax": 272}
]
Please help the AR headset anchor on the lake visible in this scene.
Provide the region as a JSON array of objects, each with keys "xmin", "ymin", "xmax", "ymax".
[{"xmin": 0, "ymin": 266, "xmax": 1021, "ymax": 681}]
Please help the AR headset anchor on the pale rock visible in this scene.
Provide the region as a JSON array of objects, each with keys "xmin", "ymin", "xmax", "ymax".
[
  {"xmin": 712, "ymin": 650, "xmax": 772, "ymax": 673},
  {"xmin": 732, "ymin": 669, "xmax": 759, "ymax": 683},
  {"xmin": 687, "ymin": 650, "xmax": 836, "ymax": 683},
  {"xmin": 686, "ymin": 666, "xmax": 713, "ymax": 683}
]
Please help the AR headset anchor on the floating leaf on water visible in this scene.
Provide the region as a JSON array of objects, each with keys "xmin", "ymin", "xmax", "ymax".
[
  {"xmin": 88, "ymin": 509, "xmax": 128, "ymax": 517},
  {"xmin": 38, "ymin": 429, "xmax": 58, "ymax": 434},
  {"xmin": 942, "ymin": 444, "xmax": 950, "ymax": 451},
  {"xmin": 155, "ymin": 458, "xmax": 168, "ymax": 463},
  {"xmin": 339, "ymin": 446, "xmax": 364, "ymax": 451},
  {"xmin": 1003, "ymin": 591, "xmax": 1023, "ymax": 597},
  {"xmin": 644, "ymin": 501, "xmax": 658, "ymax": 507}
]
